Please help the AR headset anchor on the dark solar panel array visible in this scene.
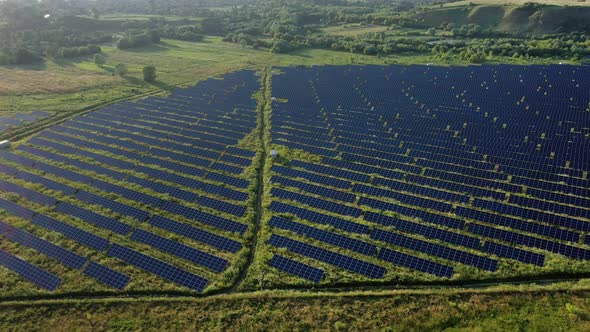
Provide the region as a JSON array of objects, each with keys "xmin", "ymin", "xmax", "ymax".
[
  {"xmin": 0, "ymin": 248, "xmax": 62, "ymax": 291},
  {"xmin": 107, "ymin": 244, "xmax": 209, "ymax": 292},
  {"xmin": 269, "ymin": 234, "xmax": 386, "ymax": 278},
  {"xmin": 269, "ymin": 255, "xmax": 325, "ymax": 283}
]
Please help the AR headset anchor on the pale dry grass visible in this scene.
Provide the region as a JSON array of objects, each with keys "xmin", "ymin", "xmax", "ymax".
[{"xmin": 0, "ymin": 66, "xmax": 120, "ymax": 95}]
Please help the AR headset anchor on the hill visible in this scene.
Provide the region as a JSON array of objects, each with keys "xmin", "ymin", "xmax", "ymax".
[{"xmin": 413, "ymin": 3, "xmax": 590, "ymax": 33}]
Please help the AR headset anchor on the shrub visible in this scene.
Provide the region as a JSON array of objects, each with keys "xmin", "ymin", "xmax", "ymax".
[{"xmin": 143, "ymin": 65, "xmax": 156, "ymax": 82}]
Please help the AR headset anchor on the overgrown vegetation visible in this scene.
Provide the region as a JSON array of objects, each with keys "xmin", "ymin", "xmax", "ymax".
[{"xmin": 1, "ymin": 287, "xmax": 590, "ymax": 331}]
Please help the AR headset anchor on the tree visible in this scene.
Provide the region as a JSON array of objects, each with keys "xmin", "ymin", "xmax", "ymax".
[
  {"xmin": 94, "ymin": 54, "xmax": 106, "ymax": 66},
  {"xmin": 143, "ymin": 66, "xmax": 157, "ymax": 82},
  {"xmin": 427, "ymin": 27, "xmax": 437, "ymax": 36},
  {"xmin": 115, "ymin": 63, "xmax": 128, "ymax": 76}
]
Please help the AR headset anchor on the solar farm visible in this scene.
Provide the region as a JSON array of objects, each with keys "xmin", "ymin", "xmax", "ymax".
[{"xmin": 1, "ymin": 64, "xmax": 590, "ymax": 295}]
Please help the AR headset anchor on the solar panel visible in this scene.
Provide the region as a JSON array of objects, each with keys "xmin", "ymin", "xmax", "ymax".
[
  {"xmin": 364, "ymin": 212, "xmax": 481, "ymax": 249},
  {"xmin": 272, "ymin": 188, "xmax": 362, "ymax": 217},
  {"xmin": 131, "ymin": 229, "xmax": 228, "ymax": 273},
  {"xmin": 32, "ymin": 214, "xmax": 109, "ymax": 252},
  {"xmin": 272, "ymin": 165, "xmax": 351, "ymax": 189},
  {"xmin": 270, "ymin": 201, "xmax": 368, "ymax": 234},
  {"xmin": 272, "ymin": 176, "xmax": 356, "ymax": 203},
  {"xmin": 0, "ymin": 162, "xmax": 18, "ymax": 175},
  {"xmin": 0, "ymin": 221, "xmax": 87, "ymax": 270},
  {"xmin": 269, "ymin": 234, "xmax": 386, "ymax": 278},
  {"xmin": 468, "ymin": 223, "xmax": 590, "ymax": 260},
  {"xmin": 0, "ymin": 197, "xmax": 35, "ymax": 220},
  {"xmin": 149, "ymin": 215, "xmax": 242, "ymax": 253},
  {"xmin": 55, "ymin": 203, "xmax": 132, "ymax": 236},
  {"xmin": 92, "ymin": 179, "xmax": 161, "ymax": 207},
  {"xmin": 377, "ymin": 248, "xmax": 454, "ymax": 278},
  {"xmin": 76, "ymin": 190, "xmax": 150, "ymax": 222},
  {"xmin": 0, "ymin": 247, "xmax": 62, "ymax": 291},
  {"xmin": 269, "ymin": 216, "xmax": 376, "ymax": 256},
  {"xmin": 371, "ymin": 228, "xmax": 498, "ymax": 271},
  {"xmin": 83, "ymin": 262, "xmax": 131, "ymax": 290},
  {"xmin": 159, "ymin": 201, "xmax": 248, "ymax": 234},
  {"xmin": 106, "ymin": 244, "xmax": 209, "ymax": 292},
  {"xmin": 483, "ymin": 241, "xmax": 545, "ymax": 266},
  {"xmin": 14, "ymin": 171, "xmax": 78, "ymax": 195},
  {"xmin": 205, "ymin": 172, "xmax": 249, "ymax": 188},
  {"xmin": 198, "ymin": 196, "xmax": 247, "ymax": 217},
  {"xmin": 0, "ymin": 180, "xmax": 57, "ymax": 206},
  {"xmin": 268, "ymin": 255, "xmax": 324, "ymax": 283}
]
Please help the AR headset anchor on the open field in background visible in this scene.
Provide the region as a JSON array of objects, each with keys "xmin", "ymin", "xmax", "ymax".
[
  {"xmin": 321, "ymin": 24, "xmax": 390, "ymax": 37},
  {"xmin": 1, "ymin": 285, "xmax": 590, "ymax": 331}
]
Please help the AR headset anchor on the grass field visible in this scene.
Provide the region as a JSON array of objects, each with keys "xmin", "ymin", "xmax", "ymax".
[
  {"xmin": 1, "ymin": 284, "xmax": 590, "ymax": 331},
  {"xmin": 321, "ymin": 24, "xmax": 390, "ymax": 37}
]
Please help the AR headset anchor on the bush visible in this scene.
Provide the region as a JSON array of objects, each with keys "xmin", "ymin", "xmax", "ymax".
[
  {"xmin": 143, "ymin": 65, "xmax": 156, "ymax": 82},
  {"xmin": 116, "ymin": 33, "xmax": 152, "ymax": 49},
  {"xmin": 94, "ymin": 54, "xmax": 106, "ymax": 65},
  {"xmin": 115, "ymin": 63, "xmax": 128, "ymax": 76}
]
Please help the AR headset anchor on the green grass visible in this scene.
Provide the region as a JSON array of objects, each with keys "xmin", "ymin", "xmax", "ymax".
[
  {"xmin": 1, "ymin": 286, "xmax": 590, "ymax": 331},
  {"xmin": 321, "ymin": 24, "xmax": 390, "ymax": 37}
]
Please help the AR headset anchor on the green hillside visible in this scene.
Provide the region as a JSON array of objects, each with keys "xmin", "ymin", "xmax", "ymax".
[{"xmin": 413, "ymin": 3, "xmax": 590, "ymax": 33}]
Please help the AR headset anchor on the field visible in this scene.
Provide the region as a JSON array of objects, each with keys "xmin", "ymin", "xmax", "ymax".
[
  {"xmin": 321, "ymin": 24, "xmax": 390, "ymax": 37},
  {"xmin": 2, "ymin": 285, "xmax": 590, "ymax": 331}
]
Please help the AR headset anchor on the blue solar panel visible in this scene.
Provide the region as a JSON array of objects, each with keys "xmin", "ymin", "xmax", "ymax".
[
  {"xmin": 159, "ymin": 201, "xmax": 247, "ymax": 234},
  {"xmin": 377, "ymin": 248, "xmax": 454, "ymax": 278},
  {"xmin": 468, "ymin": 223, "xmax": 590, "ymax": 261},
  {"xmin": 106, "ymin": 244, "xmax": 209, "ymax": 292},
  {"xmin": 32, "ymin": 214, "xmax": 109, "ymax": 252},
  {"xmin": 198, "ymin": 196, "xmax": 246, "ymax": 217},
  {"xmin": 0, "ymin": 197, "xmax": 35, "ymax": 220},
  {"xmin": 76, "ymin": 191, "xmax": 150, "ymax": 222},
  {"xmin": 0, "ymin": 180, "xmax": 57, "ymax": 206},
  {"xmin": 55, "ymin": 203, "xmax": 132, "ymax": 236},
  {"xmin": 149, "ymin": 215, "xmax": 242, "ymax": 253},
  {"xmin": 131, "ymin": 229, "xmax": 228, "ymax": 273},
  {"xmin": 14, "ymin": 171, "xmax": 78, "ymax": 195},
  {"xmin": 483, "ymin": 241, "xmax": 545, "ymax": 266},
  {"xmin": 270, "ymin": 201, "xmax": 368, "ymax": 234},
  {"xmin": 0, "ymin": 162, "xmax": 18, "ymax": 175},
  {"xmin": 269, "ymin": 234, "xmax": 386, "ymax": 278},
  {"xmin": 269, "ymin": 255, "xmax": 324, "ymax": 283},
  {"xmin": 92, "ymin": 179, "xmax": 161, "ymax": 207},
  {"xmin": 0, "ymin": 247, "xmax": 62, "ymax": 291},
  {"xmin": 0, "ymin": 221, "xmax": 87, "ymax": 270},
  {"xmin": 371, "ymin": 228, "xmax": 498, "ymax": 271},
  {"xmin": 205, "ymin": 172, "xmax": 249, "ymax": 188},
  {"xmin": 83, "ymin": 262, "xmax": 131, "ymax": 290},
  {"xmin": 269, "ymin": 216, "xmax": 376, "ymax": 256},
  {"xmin": 272, "ymin": 188, "xmax": 361, "ymax": 217},
  {"xmin": 365, "ymin": 212, "xmax": 481, "ymax": 249},
  {"xmin": 127, "ymin": 176, "xmax": 199, "ymax": 203},
  {"xmin": 272, "ymin": 165, "xmax": 351, "ymax": 189},
  {"xmin": 272, "ymin": 176, "xmax": 356, "ymax": 203}
]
